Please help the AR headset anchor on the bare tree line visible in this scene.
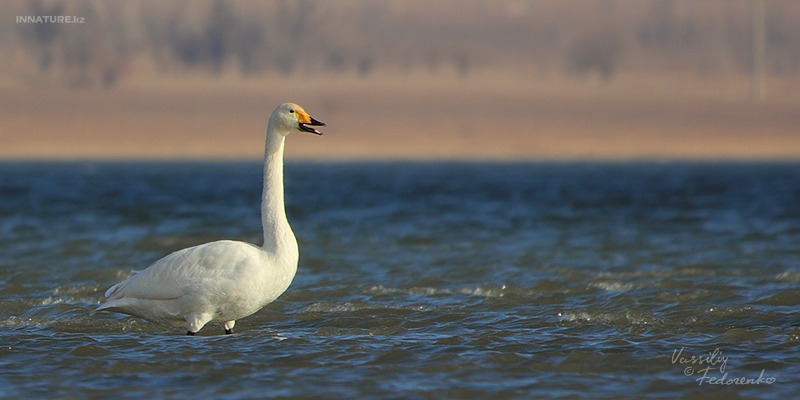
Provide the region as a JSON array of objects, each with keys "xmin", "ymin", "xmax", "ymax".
[{"xmin": 5, "ymin": 0, "xmax": 800, "ymax": 87}]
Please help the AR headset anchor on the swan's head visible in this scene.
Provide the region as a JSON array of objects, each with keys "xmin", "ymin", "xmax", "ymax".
[{"xmin": 269, "ymin": 103, "xmax": 325, "ymax": 136}]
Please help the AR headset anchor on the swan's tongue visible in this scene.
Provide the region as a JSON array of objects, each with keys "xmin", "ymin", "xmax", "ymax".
[{"xmin": 299, "ymin": 117, "xmax": 325, "ymax": 135}]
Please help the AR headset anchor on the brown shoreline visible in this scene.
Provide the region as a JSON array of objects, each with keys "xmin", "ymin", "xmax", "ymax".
[{"xmin": 2, "ymin": 72, "xmax": 799, "ymax": 162}]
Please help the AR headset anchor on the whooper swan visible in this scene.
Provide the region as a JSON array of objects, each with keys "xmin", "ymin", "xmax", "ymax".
[{"xmin": 97, "ymin": 103, "xmax": 325, "ymax": 335}]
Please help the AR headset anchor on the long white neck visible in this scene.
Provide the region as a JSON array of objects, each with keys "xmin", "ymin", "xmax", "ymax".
[{"xmin": 261, "ymin": 130, "xmax": 295, "ymax": 255}]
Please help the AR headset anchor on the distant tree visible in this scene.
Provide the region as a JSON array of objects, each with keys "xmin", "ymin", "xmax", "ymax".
[
  {"xmin": 637, "ymin": 0, "xmax": 699, "ymax": 51},
  {"xmin": 357, "ymin": 52, "xmax": 374, "ymax": 77},
  {"xmin": 205, "ymin": 0, "xmax": 239, "ymax": 73},
  {"xmin": 61, "ymin": 0, "xmax": 96, "ymax": 86},
  {"xmin": 453, "ymin": 49, "xmax": 471, "ymax": 77},
  {"xmin": 325, "ymin": 48, "xmax": 347, "ymax": 73},
  {"xmin": 235, "ymin": 22, "xmax": 267, "ymax": 75},
  {"xmin": 17, "ymin": 0, "xmax": 64, "ymax": 71},
  {"xmin": 568, "ymin": 30, "xmax": 622, "ymax": 79},
  {"xmin": 272, "ymin": 0, "xmax": 327, "ymax": 75},
  {"xmin": 169, "ymin": 31, "xmax": 206, "ymax": 68}
]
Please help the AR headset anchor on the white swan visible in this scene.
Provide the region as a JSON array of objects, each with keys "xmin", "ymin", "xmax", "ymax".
[{"xmin": 96, "ymin": 103, "xmax": 325, "ymax": 335}]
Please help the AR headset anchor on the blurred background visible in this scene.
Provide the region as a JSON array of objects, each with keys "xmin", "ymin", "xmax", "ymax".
[{"xmin": 1, "ymin": 0, "xmax": 800, "ymax": 161}]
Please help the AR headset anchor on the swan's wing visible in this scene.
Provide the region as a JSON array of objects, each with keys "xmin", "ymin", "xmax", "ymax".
[{"xmin": 102, "ymin": 240, "xmax": 259, "ymax": 302}]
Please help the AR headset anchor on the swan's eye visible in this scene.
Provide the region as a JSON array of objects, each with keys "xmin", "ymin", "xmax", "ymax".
[{"xmin": 289, "ymin": 109, "xmax": 295, "ymax": 113}]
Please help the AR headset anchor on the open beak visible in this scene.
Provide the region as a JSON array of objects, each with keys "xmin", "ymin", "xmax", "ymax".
[{"xmin": 299, "ymin": 116, "xmax": 325, "ymax": 135}]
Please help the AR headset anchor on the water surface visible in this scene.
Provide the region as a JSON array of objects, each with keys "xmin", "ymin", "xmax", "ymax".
[{"xmin": 1, "ymin": 162, "xmax": 799, "ymax": 399}]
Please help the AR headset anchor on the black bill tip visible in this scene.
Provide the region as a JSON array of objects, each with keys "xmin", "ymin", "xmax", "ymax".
[
  {"xmin": 308, "ymin": 116, "xmax": 325, "ymax": 127},
  {"xmin": 299, "ymin": 116, "xmax": 325, "ymax": 135}
]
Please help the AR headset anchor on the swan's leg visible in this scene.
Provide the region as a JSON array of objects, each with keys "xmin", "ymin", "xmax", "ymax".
[
  {"xmin": 223, "ymin": 320, "xmax": 236, "ymax": 335},
  {"xmin": 187, "ymin": 331, "xmax": 196, "ymax": 336},
  {"xmin": 186, "ymin": 313, "xmax": 212, "ymax": 336}
]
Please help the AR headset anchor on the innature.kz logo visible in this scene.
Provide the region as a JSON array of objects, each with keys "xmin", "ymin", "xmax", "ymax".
[{"xmin": 17, "ymin": 16, "xmax": 85, "ymax": 24}]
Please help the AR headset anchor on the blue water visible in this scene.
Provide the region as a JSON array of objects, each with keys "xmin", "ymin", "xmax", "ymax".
[{"xmin": 1, "ymin": 162, "xmax": 800, "ymax": 399}]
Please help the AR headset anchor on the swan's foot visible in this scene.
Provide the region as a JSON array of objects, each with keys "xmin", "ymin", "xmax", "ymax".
[
  {"xmin": 223, "ymin": 320, "xmax": 236, "ymax": 335},
  {"xmin": 186, "ymin": 313, "xmax": 212, "ymax": 336}
]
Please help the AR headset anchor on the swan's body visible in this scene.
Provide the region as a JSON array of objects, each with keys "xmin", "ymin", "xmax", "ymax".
[{"xmin": 96, "ymin": 103, "xmax": 324, "ymax": 335}]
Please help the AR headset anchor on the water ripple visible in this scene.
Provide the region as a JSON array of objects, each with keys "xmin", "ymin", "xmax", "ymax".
[{"xmin": 2, "ymin": 162, "xmax": 799, "ymax": 398}]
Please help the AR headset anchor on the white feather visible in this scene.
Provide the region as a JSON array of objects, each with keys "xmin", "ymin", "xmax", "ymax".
[{"xmin": 96, "ymin": 103, "xmax": 321, "ymax": 334}]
